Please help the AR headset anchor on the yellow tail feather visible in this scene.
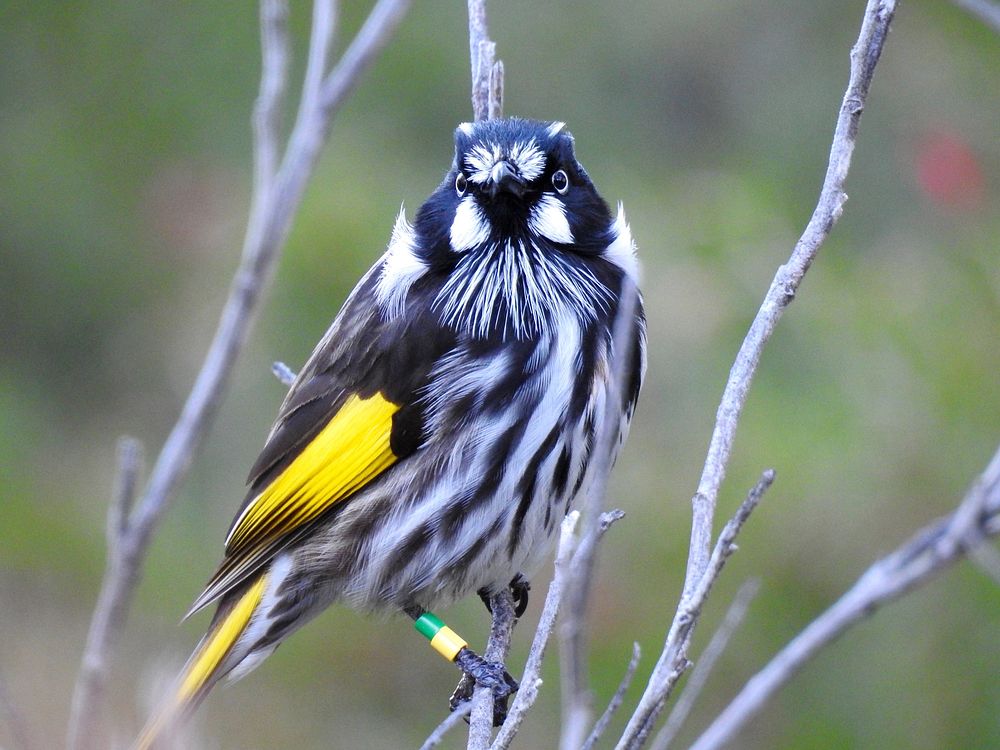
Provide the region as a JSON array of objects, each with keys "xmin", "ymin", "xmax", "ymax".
[{"xmin": 134, "ymin": 573, "xmax": 268, "ymax": 750}]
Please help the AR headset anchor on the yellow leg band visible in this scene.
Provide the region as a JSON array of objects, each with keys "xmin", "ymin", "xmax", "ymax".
[{"xmin": 429, "ymin": 626, "xmax": 468, "ymax": 661}]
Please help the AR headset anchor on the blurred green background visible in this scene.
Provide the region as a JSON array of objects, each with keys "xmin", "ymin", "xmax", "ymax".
[{"xmin": 2, "ymin": 1, "xmax": 998, "ymax": 748}]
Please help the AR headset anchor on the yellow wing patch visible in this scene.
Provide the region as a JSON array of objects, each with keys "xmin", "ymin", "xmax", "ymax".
[{"xmin": 226, "ymin": 393, "xmax": 399, "ymax": 555}]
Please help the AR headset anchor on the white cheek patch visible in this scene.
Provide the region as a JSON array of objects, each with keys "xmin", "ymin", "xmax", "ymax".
[
  {"xmin": 376, "ymin": 206, "xmax": 426, "ymax": 318},
  {"xmin": 529, "ymin": 193, "xmax": 574, "ymax": 244},
  {"xmin": 450, "ymin": 196, "xmax": 491, "ymax": 252},
  {"xmin": 603, "ymin": 203, "xmax": 640, "ymax": 281}
]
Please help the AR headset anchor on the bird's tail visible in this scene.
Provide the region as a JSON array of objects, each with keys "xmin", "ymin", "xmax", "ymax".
[{"xmin": 133, "ymin": 572, "xmax": 269, "ymax": 750}]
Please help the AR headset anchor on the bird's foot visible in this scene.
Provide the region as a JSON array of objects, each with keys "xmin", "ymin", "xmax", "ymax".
[
  {"xmin": 477, "ymin": 574, "xmax": 531, "ymax": 618},
  {"xmin": 449, "ymin": 647, "xmax": 519, "ymax": 727}
]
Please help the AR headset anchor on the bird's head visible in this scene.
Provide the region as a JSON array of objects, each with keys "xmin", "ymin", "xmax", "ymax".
[
  {"xmin": 441, "ymin": 118, "xmax": 610, "ymax": 255},
  {"xmin": 379, "ymin": 118, "xmax": 637, "ymax": 340}
]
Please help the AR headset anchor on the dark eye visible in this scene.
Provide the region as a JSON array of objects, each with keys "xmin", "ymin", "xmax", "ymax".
[
  {"xmin": 551, "ymin": 169, "xmax": 569, "ymax": 195},
  {"xmin": 455, "ymin": 172, "xmax": 468, "ymax": 196}
]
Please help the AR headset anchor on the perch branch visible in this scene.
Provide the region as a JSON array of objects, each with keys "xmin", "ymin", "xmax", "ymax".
[
  {"xmin": 468, "ymin": 590, "xmax": 517, "ymax": 750},
  {"xmin": 650, "ymin": 579, "xmax": 760, "ymax": 750},
  {"xmin": 66, "ymin": 3, "xmax": 411, "ymax": 749},
  {"xmin": 616, "ymin": 2, "xmax": 897, "ymax": 746},
  {"xmin": 560, "ymin": 280, "xmax": 641, "ymax": 750},
  {"xmin": 689, "ymin": 443, "xmax": 1000, "ymax": 750}
]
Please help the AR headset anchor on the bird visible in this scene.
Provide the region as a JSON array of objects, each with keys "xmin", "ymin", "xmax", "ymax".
[{"xmin": 135, "ymin": 117, "xmax": 645, "ymax": 748}]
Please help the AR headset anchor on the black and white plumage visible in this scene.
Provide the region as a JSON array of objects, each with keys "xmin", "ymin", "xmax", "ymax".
[{"xmin": 136, "ymin": 117, "xmax": 645, "ymax": 746}]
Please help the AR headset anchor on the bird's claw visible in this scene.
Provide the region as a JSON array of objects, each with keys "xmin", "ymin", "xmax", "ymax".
[{"xmin": 449, "ymin": 647, "xmax": 519, "ymax": 726}]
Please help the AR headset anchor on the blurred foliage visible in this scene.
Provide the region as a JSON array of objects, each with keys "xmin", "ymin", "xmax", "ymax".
[{"xmin": 1, "ymin": 1, "xmax": 998, "ymax": 748}]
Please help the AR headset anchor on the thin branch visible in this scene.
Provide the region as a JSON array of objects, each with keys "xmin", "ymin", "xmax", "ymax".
[
  {"xmin": 271, "ymin": 361, "xmax": 297, "ymax": 386},
  {"xmin": 468, "ymin": 590, "xmax": 517, "ymax": 750},
  {"xmin": 689, "ymin": 444, "xmax": 1000, "ymax": 750},
  {"xmin": 616, "ymin": 2, "xmax": 897, "ymax": 746},
  {"xmin": 421, "ymin": 702, "xmax": 473, "ymax": 750},
  {"xmin": 67, "ymin": 3, "xmax": 412, "ymax": 748},
  {"xmin": 560, "ymin": 280, "xmax": 640, "ymax": 750},
  {"xmin": 467, "ymin": 0, "xmax": 493, "ymax": 121},
  {"xmin": 490, "ymin": 511, "xmax": 580, "ymax": 750},
  {"xmin": 617, "ymin": 472, "xmax": 771, "ymax": 750},
  {"xmin": 0, "ymin": 668, "xmax": 35, "ymax": 750},
  {"xmin": 581, "ymin": 642, "xmax": 642, "ymax": 750},
  {"xmin": 650, "ymin": 579, "xmax": 759, "ymax": 750},
  {"xmin": 488, "ymin": 60, "xmax": 504, "ymax": 119},
  {"xmin": 967, "ymin": 540, "xmax": 1000, "ymax": 586},
  {"xmin": 66, "ymin": 437, "xmax": 143, "ymax": 750},
  {"xmin": 951, "ymin": 0, "xmax": 1000, "ymax": 32},
  {"xmin": 252, "ymin": 0, "xmax": 291, "ymax": 200}
]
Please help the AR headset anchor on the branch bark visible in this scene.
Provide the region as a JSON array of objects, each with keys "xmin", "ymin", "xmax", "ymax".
[
  {"xmin": 689, "ymin": 443, "xmax": 1000, "ymax": 750},
  {"xmin": 66, "ymin": 3, "xmax": 411, "ymax": 748},
  {"xmin": 615, "ymin": 2, "xmax": 897, "ymax": 746}
]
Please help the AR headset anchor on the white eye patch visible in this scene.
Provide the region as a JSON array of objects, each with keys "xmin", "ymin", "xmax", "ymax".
[{"xmin": 528, "ymin": 193, "xmax": 574, "ymax": 244}]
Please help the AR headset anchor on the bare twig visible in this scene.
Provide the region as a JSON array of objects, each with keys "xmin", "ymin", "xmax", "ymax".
[
  {"xmin": 67, "ymin": 3, "xmax": 412, "ymax": 748},
  {"xmin": 560, "ymin": 280, "xmax": 640, "ymax": 750},
  {"xmin": 581, "ymin": 642, "xmax": 642, "ymax": 750},
  {"xmin": 617, "ymin": 472, "xmax": 771, "ymax": 750},
  {"xmin": 689, "ymin": 444, "xmax": 1000, "ymax": 750},
  {"xmin": 967, "ymin": 541, "xmax": 1000, "ymax": 586},
  {"xmin": 650, "ymin": 579, "xmax": 759, "ymax": 750},
  {"xmin": 616, "ymin": 3, "xmax": 896, "ymax": 746},
  {"xmin": 0, "ymin": 668, "xmax": 35, "ymax": 750},
  {"xmin": 421, "ymin": 701, "xmax": 473, "ymax": 750},
  {"xmin": 468, "ymin": 590, "xmax": 517, "ymax": 750},
  {"xmin": 951, "ymin": 0, "xmax": 1000, "ymax": 32},
  {"xmin": 467, "ymin": 0, "xmax": 493, "ymax": 121},
  {"xmin": 66, "ymin": 437, "xmax": 143, "ymax": 750},
  {"xmin": 271, "ymin": 361, "xmax": 297, "ymax": 386},
  {"xmin": 489, "ymin": 511, "xmax": 580, "ymax": 750}
]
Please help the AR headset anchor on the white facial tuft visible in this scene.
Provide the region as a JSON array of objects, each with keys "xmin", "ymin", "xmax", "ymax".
[
  {"xmin": 508, "ymin": 140, "xmax": 545, "ymax": 182},
  {"xmin": 450, "ymin": 195, "xmax": 491, "ymax": 252},
  {"xmin": 466, "ymin": 143, "xmax": 503, "ymax": 185},
  {"xmin": 602, "ymin": 203, "xmax": 640, "ymax": 282},
  {"xmin": 465, "ymin": 138, "xmax": 546, "ymax": 185},
  {"xmin": 376, "ymin": 206, "xmax": 426, "ymax": 318},
  {"xmin": 528, "ymin": 193, "xmax": 574, "ymax": 244}
]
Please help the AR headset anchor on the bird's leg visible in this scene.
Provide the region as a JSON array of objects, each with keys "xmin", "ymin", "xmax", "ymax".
[
  {"xmin": 406, "ymin": 606, "xmax": 519, "ymax": 727},
  {"xmin": 477, "ymin": 573, "xmax": 531, "ymax": 617}
]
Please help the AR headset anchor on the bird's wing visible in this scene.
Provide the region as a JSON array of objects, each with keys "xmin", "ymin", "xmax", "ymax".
[{"xmin": 187, "ymin": 267, "xmax": 453, "ymax": 617}]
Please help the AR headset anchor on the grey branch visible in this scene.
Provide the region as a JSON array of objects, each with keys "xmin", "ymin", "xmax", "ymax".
[
  {"xmin": 0, "ymin": 666, "xmax": 36, "ymax": 750},
  {"xmin": 650, "ymin": 579, "xmax": 760, "ymax": 750},
  {"xmin": 271, "ymin": 360, "xmax": 297, "ymax": 386},
  {"xmin": 615, "ymin": 473, "xmax": 771, "ymax": 750},
  {"xmin": 489, "ymin": 511, "xmax": 581, "ymax": 750},
  {"xmin": 467, "ymin": 0, "xmax": 504, "ymax": 121},
  {"xmin": 952, "ymin": 0, "xmax": 1000, "ymax": 32},
  {"xmin": 689, "ymin": 444, "xmax": 1000, "ymax": 750},
  {"xmin": 66, "ymin": 3, "xmax": 411, "ymax": 749},
  {"xmin": 468, "ymin": 589, "xmax": 517, "ymax": 750},
  {"xmin": 561, "ymin": 280, "xmax": 641, "ymax": 750},
  {"xmin": 581, "ymin": 642, "xmax": 642, "ymax": 750},
  {"xmin": 615, "ymin": 2, "xmax": 896, "ymax": 746},
  {"xmin": 421, "ymin": 702, "xmax": 474, "ymax": 750}
]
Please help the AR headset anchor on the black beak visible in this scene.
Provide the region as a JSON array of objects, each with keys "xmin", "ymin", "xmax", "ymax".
[{"xmin": 486, "ymin": 160, "xmax": 526, "ymax": 199}]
